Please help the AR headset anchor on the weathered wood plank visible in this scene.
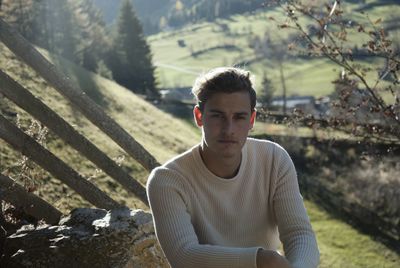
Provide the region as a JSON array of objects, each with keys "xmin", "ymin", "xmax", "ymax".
[
  {"xmin": 0, "ymin": 18, "xmax": 160, "ymax": 172},
  {"xmin": 0, "ymin": 70, "xmax": 148, "ymax": 205},
  {"xmin": 0, "ymin": 114, "xmax": 121, "ymax": 210},
  {"xmin": 0, "ymin": 174, "xmax": 62, "ymax": 224}
]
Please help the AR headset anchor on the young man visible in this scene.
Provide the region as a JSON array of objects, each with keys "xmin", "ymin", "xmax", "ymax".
[{"xmin": 147, "ymin": 67, "xmax": 319, "ymax": 268}]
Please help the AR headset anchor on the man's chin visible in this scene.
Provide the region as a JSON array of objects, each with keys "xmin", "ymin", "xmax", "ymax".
[{"xmin": 216, "ymin": 147, "xmax": 239, "ymax": 158}]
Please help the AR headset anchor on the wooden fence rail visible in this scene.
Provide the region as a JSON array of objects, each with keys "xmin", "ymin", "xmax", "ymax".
[
  {"xmin": 0, "ymin": 18, "xmax": 160, "ymax": 172},
  {"xmin": 0, "ymin": 174, "xmax": 62, "ymax": 224},
  {"xmin": 0, "ymin": 114, "xmax": 121, "ymax": 210},
  {"xmin": 0, "ymin": 70, "xmax": 148, "ymax": 205},
  {"xmin": 0, "ymin": 17, "xmax": 167, "ymax": 223}
]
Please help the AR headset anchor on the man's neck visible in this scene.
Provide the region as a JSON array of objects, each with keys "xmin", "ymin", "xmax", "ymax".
[{"xmin": 199, "ymin": 145, "xmax": 242, "ymax": 179}]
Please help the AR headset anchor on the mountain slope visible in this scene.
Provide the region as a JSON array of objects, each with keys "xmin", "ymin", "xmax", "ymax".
[
  {"xmin": 149, "ymin": 0, "xmax": 400, "ymax": 97},
  {"xmin": 0, "ymin": 42, "xmax": 200, "ymax": 211}
]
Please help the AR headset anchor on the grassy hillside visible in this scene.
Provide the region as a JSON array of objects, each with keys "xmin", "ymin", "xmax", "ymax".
[
  {"xmin": 305, "ymin": 200, "xmax": 399, "ymax": 267},
  {"xmin": 0, "ymin": 42, "xmax": 200, "ymax": 212},
  {"xmin": 149, "ymin": 0, "xmax": 400, "ymax": 98},
  {"xmin": 0, "ymin": 41, "xmax": 399, "ymax": 266}
]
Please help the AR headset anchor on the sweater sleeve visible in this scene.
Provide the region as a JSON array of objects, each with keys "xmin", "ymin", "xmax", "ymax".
[
  {"xmin": 147, "ymin": 168, "xmax": 260, "ymax": 268},
  {"xmin": 272, "ymin": 147, "xmax": 320, "ymax": 268}
]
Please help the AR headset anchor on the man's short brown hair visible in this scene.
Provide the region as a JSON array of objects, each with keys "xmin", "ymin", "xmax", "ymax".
[{"xmin": 192, "ymin": 67, "xmax": 257, "ymax": 111}]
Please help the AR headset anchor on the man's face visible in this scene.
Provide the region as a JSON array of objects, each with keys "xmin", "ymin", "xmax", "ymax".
[{"xmin": 194, "ymin": 91, "xmax": 256, "ymax": 160}]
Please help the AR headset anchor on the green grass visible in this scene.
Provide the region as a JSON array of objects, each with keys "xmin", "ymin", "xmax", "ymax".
[
  {"xmin": 148, "ymin": 0, "xmax": 400, "ymax": 98},
  {"xmin": 305, "ymin": 200, "xmax": 400, "ymax": 267}
]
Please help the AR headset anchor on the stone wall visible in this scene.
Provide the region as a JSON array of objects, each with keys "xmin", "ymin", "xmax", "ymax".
[{"xmin": 1, "ymin": 208, "xmax": 170, "ymax": 268}]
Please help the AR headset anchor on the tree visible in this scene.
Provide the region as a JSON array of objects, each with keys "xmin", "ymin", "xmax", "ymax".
[
  {"xmin": 268, "ymin": 0, "xmax": 400, "ymax": 144},
  {"xmin": 108, "ymin": 0, "xmax": 158, "ymax": 98},
  {"xmin": 0, "ymin": 0, "xmax": 35, "ymax": 40},
  {"xmin": 247, "ymin": 29, "xmax": 291, "ymax": 113},
  {"xmin": 265, "ymin": 36, "xmax": 289, "ymax": 114},
  {"xmin": 259, "ymin": 71, "xmax": 275, "ymax": 108},
  {"xmin": 1, "ymin": 0, "xmax": 110, "ymax": 75},
  {"xmin": 29, "ymin": 0, "xmax": 79, "ymax": 62},
  {"xmin": 1, "ymin": 0, "xmax": 120, "ymax": 82},
  {"xmin": 69, "ymin": 0, "xmax": 111, "ymax": 72}
]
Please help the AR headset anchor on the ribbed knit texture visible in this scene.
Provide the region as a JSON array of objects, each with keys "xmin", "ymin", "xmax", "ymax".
[{"xmin": 147, "ymin": 138, "xmax": 319, "ymax": 268}]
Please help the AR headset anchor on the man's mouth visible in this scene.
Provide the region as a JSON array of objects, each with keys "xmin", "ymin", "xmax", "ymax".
[{"xmin": 218, "ymin": 139, "xmax": 237, "ymax": 144}]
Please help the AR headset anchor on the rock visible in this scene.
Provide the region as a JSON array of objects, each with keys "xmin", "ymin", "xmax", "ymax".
[{"xmin": 1, "ymin": 208, "xmax": 169, "ymax": 268}]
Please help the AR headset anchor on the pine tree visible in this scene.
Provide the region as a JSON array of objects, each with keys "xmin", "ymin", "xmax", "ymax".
[
  {"xmin": 69, "ymin": 0, "xmax": 111, "ymax": 72},
  {"xmin": 2, "ymin": 0, "xmax": 111, "ymax": 76},
  {"xmin": 30, "ymin": 0, "xmax": 79, "ymax": 62},
  {"xmin": 108, "ymin": 0, "xmax": 158, "ymax": 98},
  {"xmin": 0, "ymin": 0, "xmax": 35, "ymax": 39},
  {"xmin": 1, "ymin": 0, "xmax": 78, "ymax": 62}
]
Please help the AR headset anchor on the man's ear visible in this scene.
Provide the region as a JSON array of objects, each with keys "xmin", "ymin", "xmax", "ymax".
[
  {"xmin": 193, "ymin": 105, "xmax": 203, "ymax": 127},
  {"xmin": 249, "ymin": 110, "xmax": 256, "ymax": 129}
]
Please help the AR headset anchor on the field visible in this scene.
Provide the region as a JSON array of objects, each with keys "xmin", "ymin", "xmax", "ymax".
[{"xmin": 149, "ymin": 0, "xmax": 400, "ymax": 99}]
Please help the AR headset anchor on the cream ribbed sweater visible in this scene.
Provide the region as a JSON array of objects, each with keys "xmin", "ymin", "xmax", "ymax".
[{"xmin": 147, "ymin": 138, "xmax": 319, "ymax": 268}]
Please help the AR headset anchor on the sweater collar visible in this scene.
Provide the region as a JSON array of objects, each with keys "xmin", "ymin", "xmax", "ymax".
[{"xmin": 193, "ymin": 139, "xmax": 249, "ymax": 183}]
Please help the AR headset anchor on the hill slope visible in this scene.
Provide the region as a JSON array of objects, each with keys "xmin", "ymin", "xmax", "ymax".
[
  {"xmin": 0, "ymin": 41, "xmax": 399, "ymax": 266},
  {"xmin": 0, "ymin": 42, "xmax": 200, "ymax": 211},
  {"xmin": 149, "ymin": 0, "xmax": 400, "ymax": 97}
]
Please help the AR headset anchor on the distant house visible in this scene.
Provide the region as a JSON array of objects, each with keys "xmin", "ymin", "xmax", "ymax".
[
  {"xmin": 159, "ymin": 87, "xmax": 196, "ymax": 104},
  {"xmin": 271, "ymin": 96, "xmax": 316, "ymax": 114},
  {"xmin": 267, "ymin": 95, "xmax": 331, "ymax": 118},
  {"xmin": 314, "ymin": 96, "xmax": 331, "ymax": 117}
]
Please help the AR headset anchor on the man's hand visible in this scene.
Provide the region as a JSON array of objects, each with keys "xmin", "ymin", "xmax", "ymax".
[{"xmin": 256, "ymin": 249, "xmax": 292, "ymax": 268}]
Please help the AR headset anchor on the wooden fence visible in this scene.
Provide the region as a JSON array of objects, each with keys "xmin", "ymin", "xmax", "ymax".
[{"xmin": 0, "ymin": 18, "xmax": 159, "ymax": 224}]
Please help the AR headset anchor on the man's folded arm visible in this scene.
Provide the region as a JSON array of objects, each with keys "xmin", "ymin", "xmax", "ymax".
[
  {"xmin": 273, "ymin": 149, "xmax": 320, "ymax": 268},
  {"xmin": 147, "ymin": 170, "xmax": 260, "ymax": 268}
]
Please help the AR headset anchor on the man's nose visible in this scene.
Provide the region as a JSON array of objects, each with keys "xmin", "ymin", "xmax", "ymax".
[{"xmin": 222, "ymin": 117, "xmax": 234, "ymax": 133}]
